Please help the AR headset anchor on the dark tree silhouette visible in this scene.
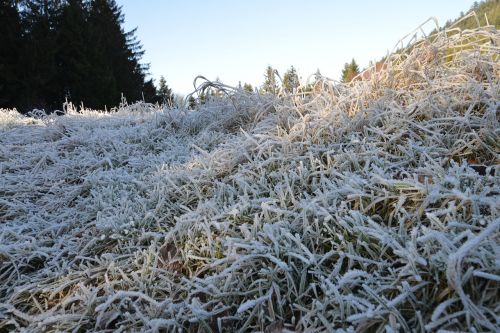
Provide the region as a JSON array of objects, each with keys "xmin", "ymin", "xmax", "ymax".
[
  {"xmin": 0, "ymin": 0, "xmax": 162, "ymax": 112},
  {"xmin": 0, "ymin": 0, "xmax": 24, "ymax": 108}
]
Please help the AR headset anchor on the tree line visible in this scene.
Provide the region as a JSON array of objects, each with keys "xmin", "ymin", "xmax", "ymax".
[
  {"xmin": 256, "ymin": 65, "xmax": 302, "ymax": 96},
  {"xmin": 257, "ymin": 61, "xmax": 360, "ymax": 97},
  {"xmin": 0, "ymin": 0, "xmax": 173, "ymax": 113}
]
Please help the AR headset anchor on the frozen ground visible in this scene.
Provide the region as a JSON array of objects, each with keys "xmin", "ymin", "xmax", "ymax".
[{"xmin": 0, "ymin": 25, "xmax": 499, "ymax": 332}]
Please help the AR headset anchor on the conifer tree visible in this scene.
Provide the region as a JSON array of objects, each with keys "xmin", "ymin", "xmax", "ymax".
[
  {"xmin": 262, "ymin": 65, "xmax": 278, "ymax": 95},
  {"xmin": 19, "ymin": 0, "xmax": 63, "ymax": 110},
  {"xmin": 142, "ymin": 78, "xmax": 157, "ymax": 103},
  {"xmin": 188, "ymin": 95, "xmax": 196, "ymax": 109},
  {"xmin": 349, "ymin": 59, "xmax": 360, "ymax": 76},
  {"xmin": 157, "ymin": 76, "xmax": 173, "ymax": 106},
  {"xmin": 243, "ymin": 83, "xmax": 253, "ymax": 93},
  {"xmin": 88, "ymin": 0, "xmax": 130, "ymax": 107},
  {"xmin": 199, "ymin": 91, "xmax": 207, "ymax": 105},
  {"xmin": 283, "ymin": 66, "xmax": 299, "ymax": 93},
  {"xmin": 341, "ymin": 58, "xmax": 360, "ymax": 82},
  {"xmin": 56, "ymin": 0, "xmax": 92, "ymax": 107},
  {"xmin": 86, "ymin": 0, "xmax": 152, "ymax": 108},
  {"xmin": 0, "ymin": 0, "xmax": 23, "ymax": 108}
]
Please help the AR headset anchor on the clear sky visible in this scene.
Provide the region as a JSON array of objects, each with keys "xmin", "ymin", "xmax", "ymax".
[{"xmin": 117, "ymin": 0, "xmax": 475, "ymax": 95}]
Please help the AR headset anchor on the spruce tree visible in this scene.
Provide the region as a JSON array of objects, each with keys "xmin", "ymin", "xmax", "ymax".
[
  {"xmin": 87, "ymin": 0, "xmax": 123, "ymax": 108},
  {"xmin": 199, "ymin": 91, "xmax": 206, "ymax": 105},
  {"xmin": 0, "ymin": 0, "xmax": 23, "ymax": 109},
  {"xmin": 262, "ymin": 65, "xmax": 278, "ymax": 95},
  {"xmin": 341, "ymin": 58, "xmax": 360, "ymax": 83},
  {"xmin": 283, "ymin": 66, "xmax": 299, "ymax": 93},
  {"xmin": 142, "ymin": 78, "xmax": 157, "ymax": 104},
  {"xmin": 19, "ymin": 0, "xmax": 63, "ymax": 111},
  {"xmin": 243, "ymin": 83, "xmax": 253, "ymax": 93},
  {"xmin": 157, "ymin": 76, "xmax": 173, "ymax": 106},
  {"xmin": 88, "ymin": 0, "xmax": 146, "ymax": 108},
  {"xmin": 188, "ymin": 96, "xmax": 196, "ymax": 109},
  {"xmin": 349, "ymin": 59, "xmax": 360, "ymax": 77},
  {"xmin": 56, "ymin": 0, "xmax": 92, "ymax": 107}
]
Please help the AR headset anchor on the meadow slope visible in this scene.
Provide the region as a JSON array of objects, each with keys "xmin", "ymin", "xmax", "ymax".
[{"xmin": 0, "ymin": 25, "xmax": 499, "ymax": 332}]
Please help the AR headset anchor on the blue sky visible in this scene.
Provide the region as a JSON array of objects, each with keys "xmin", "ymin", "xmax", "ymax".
[{"xmin": 118, "ymin": 0, "xmax": 475, "ymax": 95}]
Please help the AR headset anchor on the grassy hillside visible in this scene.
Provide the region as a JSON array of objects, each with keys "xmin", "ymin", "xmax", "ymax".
[
  {"xmin": 447, "ymin": 0, "xmax": 500, "ymax": 29},
  {"xmin": 0, "ymin": 24, "xmax": 499, "ymax": 333}
]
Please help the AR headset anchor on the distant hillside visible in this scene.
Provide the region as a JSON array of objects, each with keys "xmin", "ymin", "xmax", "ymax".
[{"xmin": 446, "ymin": 0, "xmax": 500, "ymax": 29}]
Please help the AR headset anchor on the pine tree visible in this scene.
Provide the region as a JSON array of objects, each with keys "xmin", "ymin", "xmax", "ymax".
[
  {"xmin": 341, "ymin": 62, "xmax": 350, "ymax": 82},
  {"xmin": 157, "ymin": 76, "xmax": 173, "ymax": 106},
  {"xmin": 243, "ymin": 83, "xmax": 253, "ymax": 93},
  {"xmin": 56, "ymin": 0, "xmax": 92, "ymax": 107},
  {"xmin": 188, "ymin": 96, "xmax": 196, "ymax": 110},
  {"xmin": 87, "ymin": 0, "xmax": 147, "ymax": 108},
  {"xmin": 262, "ymin": 65, "xmax": 278, "ymax": 95},
  {"xmin": 19, "ymin": 0, "xmax": 63, "ymax": 111},
  {"xmin": 341, "ymin": 58, "xmax": 360, "ymax": 83},
  {"xmin": 0, "ymin": 0, "xmax": 23, "ymax": 109},
  {"xmin": 199, "ymin": 91, "xmax": 206, "ymax": 105},
  {"xmin": 142, "ymin": 78, "xmax": 157, "ymax": 104},
  {"xmin": 283, "ymin": 66, "xmax": 299, "ymax": 93},
  {"xmin": 349, "ymin": 59, "xmax": 360, "ymax": 76}
]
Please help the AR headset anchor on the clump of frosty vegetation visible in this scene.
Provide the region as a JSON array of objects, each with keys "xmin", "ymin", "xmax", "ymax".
[{"xmin": 0, "ymin": 20, "xmax": 499, "ymax": 332}]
